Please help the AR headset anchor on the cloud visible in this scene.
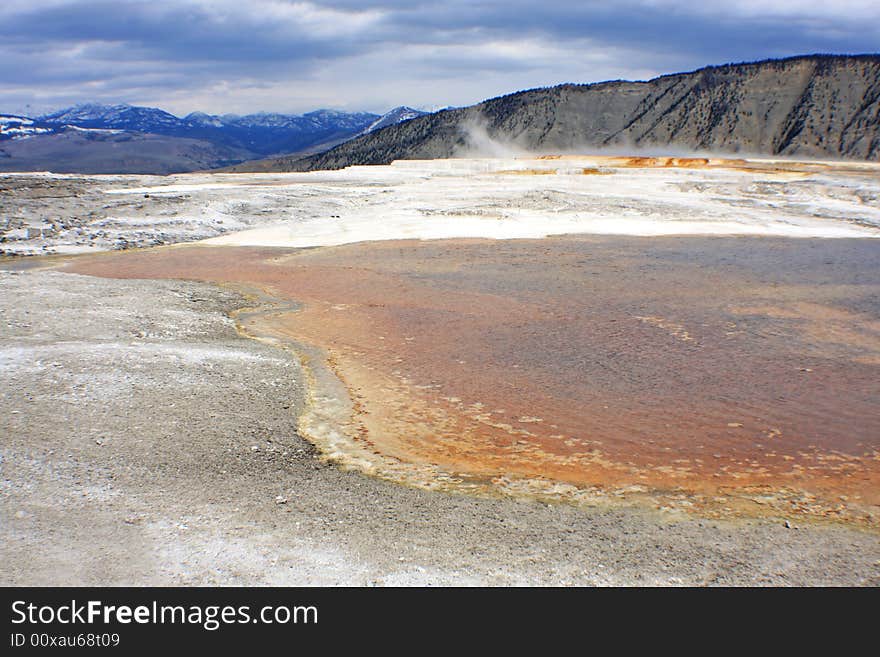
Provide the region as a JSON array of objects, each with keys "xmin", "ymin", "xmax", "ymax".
[{"xmin": 0, "ymin": 1, "xmax": 876, "ymax": 116}]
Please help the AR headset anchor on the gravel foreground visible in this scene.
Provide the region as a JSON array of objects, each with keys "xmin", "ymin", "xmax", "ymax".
[{"xmin": 1, "ymin": 269, "xmax": 878, "ymax": 586}]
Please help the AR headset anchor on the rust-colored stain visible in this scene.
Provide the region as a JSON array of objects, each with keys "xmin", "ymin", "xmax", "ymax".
[
  {"xmin": 537, "ymin": 155, "xmax": 735, "ymax": 168},
  {"xmin": 66, "ymin": 236, "xmax": 880, "ymax": 525},
  {"xmin": 534, "ymin": 154, "xmax": 880, "ymax": 178},
  {"xmin": 494, "ymin": 168, "xmax": 559, "ymax": 175}
]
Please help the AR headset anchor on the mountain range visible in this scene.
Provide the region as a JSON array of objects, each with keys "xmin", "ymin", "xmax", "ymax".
[
  {"xmin": 269, "ymin": 54, "xmax": 879, "ymax": 173},
  {"xmin": 2, "ymin": 55, "xmax": 879, "ymax": 175},
  {"xmin": 0, "ymin": 105, "xmax": 427, "ymax": 174}
]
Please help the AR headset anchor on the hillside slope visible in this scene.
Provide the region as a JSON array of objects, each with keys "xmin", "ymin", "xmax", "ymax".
[
  {"xmin": 0, "ymin": 128, "xmax": 249, "ymax": 174},
  {"xmin": 226, "ymin": 106, "xmax": 429, "ymax": 172},
  {"xmin": 283, "ymin": 55, "xmax": 880, "ymax": 171}
]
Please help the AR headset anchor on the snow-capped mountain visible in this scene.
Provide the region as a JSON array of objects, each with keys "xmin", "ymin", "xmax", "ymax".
[
  {"xmin": 299, "ymin": 109, "xmax": 380, "ymax": 131},
  {"xmin": 41, "ymin": 103, "xmax": 184, "ymax": 132},
  {"xmin": 36, "ymin": 103, "xmax": 383, "ymax": 157},
  {"xmin": 229, "ymin": 112, "xmax": 296, "ymax": 129},
  {"xmin": 183, "ymin": 111, "xmax": 225, "ymax": 128},
  {"xmin": 361, "ymin": 106, "xmax": 428, "ymax": 135},
  {"xmin": 183, "ymin": 109, "xmax": 380, "ymax": 132},
  {"xmin": 0, "ymin": 115, "xmax": 34, "ymax": 127},
  {"xmin": 2, "ymin": 101, "xmax": 429, "ymax": 173},
  {"xmin": 0, "ymin": 115, "xmax": 55, "ymax": 141}
]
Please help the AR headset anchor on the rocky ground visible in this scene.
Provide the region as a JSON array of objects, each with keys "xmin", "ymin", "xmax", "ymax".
[
  {"xmin": 2, "ymin": 268, "xmax": 878, "ymax": 585},
  {"xmin": 0, "ymin": 173, "xmax": 307, "ymax": 256},
  {"xmin": 3, "ymin": 160, "xmax": 879, "ymax": 259}
]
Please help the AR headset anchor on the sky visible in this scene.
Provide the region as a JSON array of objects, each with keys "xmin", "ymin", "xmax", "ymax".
[{"xmin": 2, "ymin": 1, "xmax": 878, "ymax": 117}]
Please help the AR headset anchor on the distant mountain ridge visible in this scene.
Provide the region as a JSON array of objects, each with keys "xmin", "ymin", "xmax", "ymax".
[
  {"xmin": 0, "ymin": 103, "xmax": 424, "ymax": 174},
  {"xmin": 38, "ymin": 103, "xmax": 381, "ymax": 157},
  {"xmin": 281, "ymin": 54, "xmax": 880, "ymax": 172},
  {"xmin": 0, "ymin": 114, "xmax": 55, "ymax": 140},
  {"xmin": 220, "ymin": 106, "xmax": 429, "ymax": 172},
  {"xmin": 360, "ymin": 107, "xmax": 428, "ymax": 135},
  {"xmin": 41, "ymin": 103, "xmax": 184, "ymax": 132}
]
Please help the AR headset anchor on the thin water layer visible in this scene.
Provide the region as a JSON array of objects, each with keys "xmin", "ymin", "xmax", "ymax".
[{"xmin": 68, "ymin": 236, "xmax": 880, "ymax": 525}]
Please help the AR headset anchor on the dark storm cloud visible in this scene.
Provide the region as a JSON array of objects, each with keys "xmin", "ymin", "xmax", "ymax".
[
  {"xmin": 0, "ymin": 1, "xmax": 367, "ymax": 63},
  {"xmin": 1, "ymin": 1, "xmax": 876, "ymax": 115},
  {"xmin": 358, "ymin": 1, "xmax": 879, "ymax": 61}
]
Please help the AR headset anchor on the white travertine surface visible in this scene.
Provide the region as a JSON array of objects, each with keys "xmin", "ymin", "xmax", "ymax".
[{"xmin": 3, "ymin": 156, "xmax": 879, "ymax": 257}]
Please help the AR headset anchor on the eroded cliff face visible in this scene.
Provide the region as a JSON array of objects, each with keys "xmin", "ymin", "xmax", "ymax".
[
  {"xmin": 277, "ymin": 55, "xmax": 879, "ymax": 171},
  {"xmin": 601, "ymin": 56, "xmax": 880, "ymax": 159}
]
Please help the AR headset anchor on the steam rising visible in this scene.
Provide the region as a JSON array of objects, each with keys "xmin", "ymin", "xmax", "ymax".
[
  {"xmin": 455, "ymin": 119, "xmax": 527, "ymax": 158},
  {"xmin": 453, "ymin": 112, "xmax": 787, "ymax": 161}
]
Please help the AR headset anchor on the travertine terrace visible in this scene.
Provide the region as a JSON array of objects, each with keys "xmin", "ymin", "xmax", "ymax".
[
  {"xmin": 3, "ymin": 156, "xmax": 879, "ymax": 258},
  {"xmin": 3, "ymin": 156, "xmax": 879, "ymax": 585}
]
